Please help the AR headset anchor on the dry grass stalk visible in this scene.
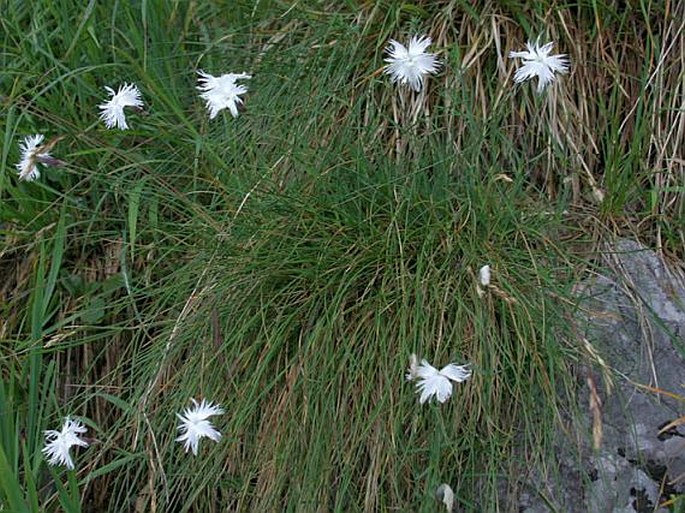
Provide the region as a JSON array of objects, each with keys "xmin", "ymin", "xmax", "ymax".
[{"xmin": 586, "ymin": 373, "xmax": 603, "ymax": 450}]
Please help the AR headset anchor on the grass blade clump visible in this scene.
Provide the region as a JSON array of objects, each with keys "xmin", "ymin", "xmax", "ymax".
[{"xmin": 138, "ymin": 148, "xmax": 578, "ymax": 510}]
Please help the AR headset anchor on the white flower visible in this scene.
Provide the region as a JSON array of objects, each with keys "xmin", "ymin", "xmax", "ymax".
[
  {"xmin": 98, "ymin": 83, "xmax": 144, "ymax": 130},
  {"xmin": 383, "ymin": 35, "xmax": 440, "ymax": 92},
  {"xmin": 15, "ymin": 134, "xmax": 64, "ymax": 182},
  {"xmin": 436, "ymin": 483, "xmax": 455, "ymax": 512},
  {"xmin": 477, "ymin": 264, "xmax": 491, "ymax": 298},
  {"xmin": 16, "ymin": 134, "xmax": 47, "ymax": 181},
  {"xmin": 405, "ymin": 353, "xmax": 419, "ymax": 381},
  {"xmin": 408, "ymin": 359, "xmax": 471, "ymax": 404},
  {"xmin": 479, "ymin": 265, "xmax": 491, "ymax": 287},
  {"xmin": 197, "ymin": 71, "xmax": 252, "ymax": 119},
  {"xmin": 42, "ymin": 418, "xmax": 89, "ymax": 470},
  {"xmin": 509, "ymin": 39, "xmax": 569, "ymax": 93},
  {"xmin": 176, "ymin": 398, "xmax": 224, "ymax": 455}
]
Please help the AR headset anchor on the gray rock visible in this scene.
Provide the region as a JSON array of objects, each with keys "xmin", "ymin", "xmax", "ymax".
[
  {"xmin": 515, "ymin": 239, "xmax": 685, "ymax": 512},
  {"xmin": 579, "ymin": 240, "xmax": 685, "ymax": 499}
]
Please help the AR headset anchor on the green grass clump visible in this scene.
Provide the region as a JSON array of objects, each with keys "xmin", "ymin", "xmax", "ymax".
[
  {"xmin": 152, "ymin": 159, "xmax": 576, "ymax": 511},
  {"xmin": 1, "ymin": 0, "xmax": 683, "ymax": 511}
]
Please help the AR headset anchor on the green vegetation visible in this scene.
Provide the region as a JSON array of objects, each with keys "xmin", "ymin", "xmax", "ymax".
[{"xmin": 1, "ymin": 1, "xmax": 683, "ymax": 511}]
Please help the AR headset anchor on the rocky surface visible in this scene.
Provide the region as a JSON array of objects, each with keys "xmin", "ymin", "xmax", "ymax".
[{"xmin": 520, "ymin": 239, "xmax": 685, "ymax": 513}]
